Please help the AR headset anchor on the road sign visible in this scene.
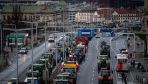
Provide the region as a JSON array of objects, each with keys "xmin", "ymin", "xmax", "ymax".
[
  {"xmin": 100, "ymin": 28, "xmax": 115, "ymax": 37},
  {"xmin": 77, "ymin": 28, "xmax": 95, "ymax": 37}
]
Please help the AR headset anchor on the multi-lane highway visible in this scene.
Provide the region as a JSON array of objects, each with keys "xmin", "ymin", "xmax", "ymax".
[
  {"xmin": 77, "ymin": 35, "xmax": 139, "ymax": 84},
  {"xmin": 0, "ymin": 33, "xmax": 63, "ymax": 83}
]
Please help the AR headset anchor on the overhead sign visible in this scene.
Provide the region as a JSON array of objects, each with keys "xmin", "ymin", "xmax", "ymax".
[
  {"xmin": 77, "ymin": 28, "xmax": 95, "ymax": 37},
  {"xmin": 100, "ymin": 28, "xmax": 115, "ymax": 37}
]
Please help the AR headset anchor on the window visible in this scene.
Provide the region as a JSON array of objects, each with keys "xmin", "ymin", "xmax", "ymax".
[{"xmin": 3, "ymin": 15, "xmax": 6, "ymax": 20}]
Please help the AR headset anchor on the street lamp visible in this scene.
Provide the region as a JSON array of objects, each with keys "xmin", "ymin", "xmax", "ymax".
[
  {"xmin": 0, "ymin": 9, "xmax": 3, "ymax": 64},
  {"xmin": 20, "ymin": 21, "xmax": 34, "ymax": 84},
  {"xmin": 0, "ymin": 22, "xmax": 3, "ymax": 64},
  {"xmin": 2, "ymin": 23, "xmax": 19, "ymax": 83},
  {"xmin": 20, "ymin": 21, "xmax": 38, "ymax": 43}
]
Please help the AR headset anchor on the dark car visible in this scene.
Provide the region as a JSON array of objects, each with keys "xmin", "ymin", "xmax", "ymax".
[
  {"xmin": 98, "ymin": 69, "xmax": 113, "ymax": 84},
  {"xmin": 18, "ymin": 47, "xmax": 28, "ymax": 54}
]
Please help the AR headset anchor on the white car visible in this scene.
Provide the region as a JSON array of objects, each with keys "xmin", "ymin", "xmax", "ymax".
[
  {"xmin": 24, "ymin": 77, "xmax": 38, "ymax": 84},
  {"xmin": 48, "ymin": 37, "xmax": 55, "ymax": 43}
]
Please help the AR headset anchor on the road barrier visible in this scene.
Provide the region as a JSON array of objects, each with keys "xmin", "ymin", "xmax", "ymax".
[{"xmin": 136, "ymin": 74, "xmax": 148, "ymax": 84}]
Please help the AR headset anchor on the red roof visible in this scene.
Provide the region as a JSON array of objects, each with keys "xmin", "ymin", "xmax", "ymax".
[
  {"xmin": 113, "ymin": 9, "xmax": 137, "ymax": 14},
  {"xmin": 97, "ymin": 8, "xmax": 113, "ymax": 18}
]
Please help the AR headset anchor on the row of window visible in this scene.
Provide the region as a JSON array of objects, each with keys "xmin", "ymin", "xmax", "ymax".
[
  {"xmin": 113, "ymin": 17, "xmax": 140, "ymax": 20},
  {"xmin": 78, "ymin": 13, "xmax": 93, "ymax": 16},
  {"xmin": 113, "ymin": 14, "xmax": 139, "ymax": 17},
  {"xmin": 2, "ymin": 14, "xmax": 53, "ymax": 21},
  {"xmin": 77, "ymin": 13, "xmax": 139, "ymax": 17}
]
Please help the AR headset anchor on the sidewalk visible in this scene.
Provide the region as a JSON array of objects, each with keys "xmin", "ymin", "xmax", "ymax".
[
  {"xmin": 0, "ymin": 39, "xmax": 43, "ymax": 72},
  {"xmin": 117, "ymin": 81, "xmax": 136, "ymax": 84},
  {"xmin": 127, "ymin": 36, "xmax": 148, "ymax": 84}
]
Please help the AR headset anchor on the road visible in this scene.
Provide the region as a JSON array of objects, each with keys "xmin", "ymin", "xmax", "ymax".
[
  {"xmin": 110, "ymin": 36, "xmax": 137, "ymax": 84},
  {"xmin": 0, "ymin": 33, "xmax": 63, "ymax": 84},
  {"xmin": 77, "ymin": 37, "xmax": 98, "ymax": 84},
  {"xmin": 77, "ymin": 37, "xmax": 112, "ymax": 84},
  {"xmin": 77, "ymin": 35, "xmax": 139, "ymax": 84}
]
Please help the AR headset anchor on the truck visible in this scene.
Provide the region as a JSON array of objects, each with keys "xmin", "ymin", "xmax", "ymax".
[
  {"xmin": 75, "ymin": 37, "xmax": 89, "ymax": 46},
  {"xmin": 116, "ymin": 54, "xmax": 128, "ymax": 72}
]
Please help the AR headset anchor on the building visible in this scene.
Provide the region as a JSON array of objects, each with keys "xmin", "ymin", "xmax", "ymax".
[
  {"xmin": 112, "ymin": 9, "xmax": 141, "ymax": 23},
  {"xmin": 96, "ymin": 8, "xmax": 112, "ymax": 22},
  {"xmin": 75, "ymin": 11, "xmax": 94, "ymax": 23},
  {"xmin": 1, "ymin": 5, "xmax": 54, "ymax": 23},
  {"xmin": 97, "ymin": 0, "xmax": 144, "ymax": 8},
  {"xmin": 0, "ymin": 1, "xmax": 67, "ymax": 26},
  {"xmin": 75, "ymin": 8, "xmax": 113, "ymax": 24},
  {"xmin": 67, "ymin": 4, "xmax": 77, "ymax": 23},
  {"xmin": 144, "ymin": 0, "xmax": 148, "ymax": 12}
]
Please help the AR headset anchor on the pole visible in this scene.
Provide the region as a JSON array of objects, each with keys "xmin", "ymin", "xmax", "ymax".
[
  {"xmin": 0, "ymin": 22, "xmax": 2, "ymax": 59},
  {"xmin": 56, "ymin": 44, "xmax": 58, "ymax": 66},
  {"xmin": 62, "ymin": 4, "xmax": 65, "ymax": 62},
  {"xmin": 63, "ymin": 15, "xmax": 65, "ymax": 61},
  {"xmin": 31, "ymin": 23, "xmax": 34, "ymax": 84},
  {"xmin": 36, "ymin": 22, "xmax": 38, "ymax": 43},
  {"xmin": 44, "ymin": 22, "xmax": 47, "ymax": 84},
  {"xmin": 133, "ymin": 34, "xmax": 135, "ymax": 58},
  {"xmin": 14, "ymin": 24, "xmax": 18, "ymax": 84}
]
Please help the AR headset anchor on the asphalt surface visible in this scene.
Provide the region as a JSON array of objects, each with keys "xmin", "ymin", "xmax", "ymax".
[
  {"xmin": 0, "ymin": 33, "xmax": 63, "ymax": 84},
  {"xmin": 77, "ymin": 37, "xmax": 112, "ymax": 84},
  {"xmin": 77, "ymin": 38, "xmax": 98, "ymax": 84},
  {"xmin": 77, "ymin": 35, "xmax": 139, "ymax": 84},
  {"xmin": 110, "ymin": 36, "xmax": 137, "ymax": 84}
]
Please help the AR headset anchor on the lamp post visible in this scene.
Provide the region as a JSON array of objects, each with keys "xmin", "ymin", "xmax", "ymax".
[
  {"xmin": 35, "ymin": 22, "xmax": 38, "ymax": 43},
  {"xmin": 20, "ymin": 21, "xmax": 38, "ymax": 43},
  {"xmin": 0, "ymin": 22, "xmax": 3, "ymax": 63},
  {"xmin": 0, "ymin": 11, "xmax": 3, "ymax": 69},
  {"xmin": 2, "ymin": 23, "xmax": 18, "ymax": 83},
  {"xmin": 31, "ymin": 23, "xmax": 34, "ymax": 84},
  {"xmin": 44, "ymin": 22, "xmax": 48, "ymax": 84},
  {"xmin": 20, "ymin": 21, "xmax": 34, "ymax": 84}
]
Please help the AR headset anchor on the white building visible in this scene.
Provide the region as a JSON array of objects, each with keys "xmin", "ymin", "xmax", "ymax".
[
  {"xmin": 75, "ymin": 8, "xmax": 112, "ymax": 23},
  {"xmin": 112, "ymin": 9, "xmax": 141, "ymax": 23},
  {"xmin": 75, "ymin": 11, "xmax": 94, "ymax": 23}
]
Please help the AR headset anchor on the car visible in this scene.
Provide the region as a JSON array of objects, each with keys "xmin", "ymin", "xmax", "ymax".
[
  {"xmin": 24, "ymin": 77, "xmax": 39, "ymax": 84},
  {"xmin": 119, "ymin": 48, "xmax": 128, "ymax": 54},
  {"xmin": 95, "ymin": 34, "xmax": 100, "ymax": 38},
  {"xmin": 18, "ymin": 47, "xmax": 28, "ymax": 54},
  {"xmin": 48, "ymin": 37, "xmax": 55, "ymax": 43},
  {"xmin": 98, "ymin": 69, "xmax": 113, "ymax": 84},
  {"xmin": 7, "ymin": 78, "xmax": 17, "ymax": 84}
]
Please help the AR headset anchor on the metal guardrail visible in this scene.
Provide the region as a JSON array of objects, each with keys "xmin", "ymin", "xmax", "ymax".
[{"xmin": 136, "ymin": 74, "xmax": 148, "ymax": 84}]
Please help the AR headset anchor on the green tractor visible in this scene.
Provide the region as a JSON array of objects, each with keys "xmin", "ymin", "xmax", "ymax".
[
  {"xmin": 100, "ymin": 44, "xmax": 110, "ymax": 58},
  {"xmin": 97, "ymin": 55, "xmax": 110, "ymax": 72}
]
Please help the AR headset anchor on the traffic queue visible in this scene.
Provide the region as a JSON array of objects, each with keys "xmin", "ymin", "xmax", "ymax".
[
  {"xmin": 97, "ymin": 41, "xmax": 113, "ymax": 84},
  {"xmin": 53, "ymin": 36, "xmax": 90, "ymax": 84}
]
